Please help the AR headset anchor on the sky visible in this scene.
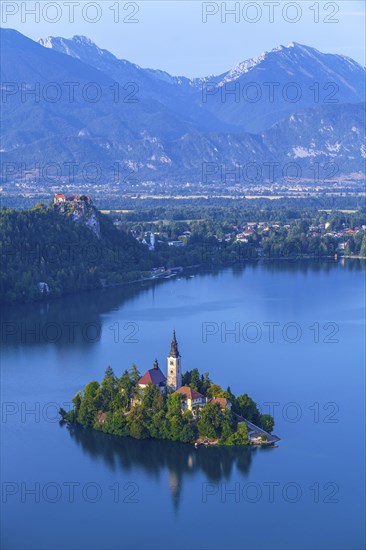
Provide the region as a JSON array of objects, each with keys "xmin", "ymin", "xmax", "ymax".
[{"xmin": 1, "ymin": 0, "xmax": 365, "ymax": 77}]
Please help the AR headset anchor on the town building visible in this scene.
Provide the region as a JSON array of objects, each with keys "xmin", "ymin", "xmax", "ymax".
[
  {"xmin": 208, "ymin": 396, "xmax": 232, "ymax": 409},
  {"xmin": 174, "ymin": 386, "xmax": 206, "ymax": 414}
]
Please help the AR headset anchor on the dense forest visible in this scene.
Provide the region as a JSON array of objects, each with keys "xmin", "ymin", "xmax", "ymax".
[
  {"xmin": 0, "ymin": 201, "xmax": 154, "ymax": 304},
  {"xmin": 60, "ymin": 366, "xmax": 274, "ymax": 446}
]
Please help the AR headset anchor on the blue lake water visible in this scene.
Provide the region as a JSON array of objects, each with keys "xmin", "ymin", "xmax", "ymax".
[{"xmin": 1, "ymin": 260, "xmax": 365, "ymax": 550}]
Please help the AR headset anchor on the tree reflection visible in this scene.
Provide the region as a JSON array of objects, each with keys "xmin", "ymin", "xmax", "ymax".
[{"xmin": 65, "ymin": 423, "xmax": 266, "ymax": 512}]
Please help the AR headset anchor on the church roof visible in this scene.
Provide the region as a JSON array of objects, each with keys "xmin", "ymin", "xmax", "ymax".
[
  {"xmin": 174, "ymin": 386, "xmax": 205, "ymax": 400},
  {"xmin": 138, "ymin": 365, "xmax": 166, "ymax": 386},
  {"xmin": 169, "ymin": 330, "xmax": 180, "ymax": 358}
]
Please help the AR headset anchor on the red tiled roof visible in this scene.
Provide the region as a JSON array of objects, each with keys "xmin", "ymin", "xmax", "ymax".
[
  {"xmin": 174, "ymin": 386, "xmax": 205, "ymax": 400},
  {"xmin": 209, "ymin": 397, "xmax": 231, "ymax": 408},
  {"xmin": 138, "ymin": 367, "xmax": 166, "ymax": 386}
]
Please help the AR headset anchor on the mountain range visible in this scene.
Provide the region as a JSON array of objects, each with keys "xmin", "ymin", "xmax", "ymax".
[{"xmin": 1, "ymin": 28, "xmax": 365, "ymax": 187}]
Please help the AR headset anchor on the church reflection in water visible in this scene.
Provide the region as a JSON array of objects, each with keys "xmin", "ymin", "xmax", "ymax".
[{"xmin": 64, "ymin": 423, "xmax": 274, "ymax": 511}]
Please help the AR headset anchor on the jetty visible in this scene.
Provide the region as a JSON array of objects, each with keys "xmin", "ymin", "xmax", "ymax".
[{"xmin": 237, "ymin": 416, "xmax": 281, "ymax": 446}]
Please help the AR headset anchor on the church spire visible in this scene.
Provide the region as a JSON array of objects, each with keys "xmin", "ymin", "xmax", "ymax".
[
  {"xmin": 167, "ymin": 330, "xmax": 182, "ymax": 391},
  {"xmin": 169, "ymin": 330, "xmax": 180, "ymax": 358}
]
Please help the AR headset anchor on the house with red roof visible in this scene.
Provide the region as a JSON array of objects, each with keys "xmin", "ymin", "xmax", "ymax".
[
  {"xmin": 208, "ymin": 396, "xmax": 232, "ymax": 410},
  {"xmin": 53, "ymin": 193, "xmax": 66, "ymax": 203},
  {"xmin": 138, "ymin": 359, "xmax": 167, "ymax": 393},
  {"xmin": 174, "ymin": 386, "xmax": 206, "ymax": 414}
]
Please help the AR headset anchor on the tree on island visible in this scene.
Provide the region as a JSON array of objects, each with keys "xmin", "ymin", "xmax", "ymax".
[
  {"xmin": 60, "ymin": 365, "xmax": 274, "ymax": 445},
  {"xmin": 225, "ymin": 422, "xmax": 249, "ymax": 446},
  {"xmin": 197, "ymin": 402, "xmax": 223, "ymax": 439},
  {"xmin": 259, "ymin": 414, "xmax": 275, "ymax": 433},
  {"xmin": 129, "ymin": 364, "xmax": 141, "ymax": 383},
  {"xmin": 77, "ymin": 381, "xmax": 100, "ymax": 427}
]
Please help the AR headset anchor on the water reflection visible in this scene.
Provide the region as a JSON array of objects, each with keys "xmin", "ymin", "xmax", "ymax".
[
  {"xmin": 1, "ymin": 278, "xmax": 165, "ymax": 349},
  {"xmin": 64, "ymin": 423, "xmax": 265, "ymax": 512},
  {"xmin": 2, "ymin": 260, "xmax": 364, "ymax": 349}
]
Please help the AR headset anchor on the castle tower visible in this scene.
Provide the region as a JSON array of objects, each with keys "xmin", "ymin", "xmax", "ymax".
[{"xmin": 167, "ymin": 330, "xmax": 182, "ymax": 391}]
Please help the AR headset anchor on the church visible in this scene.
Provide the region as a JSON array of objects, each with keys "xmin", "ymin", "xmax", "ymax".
[
  {"xmin": 137, "ymin": 331, "xmax": 232, "ymax": 413},
  {"xmin": 137, "ymin": 330, "xmax": 183, "ymax": 393}
]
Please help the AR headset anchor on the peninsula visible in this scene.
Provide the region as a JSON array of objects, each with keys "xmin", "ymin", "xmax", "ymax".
[{"xmin": 60, "ymin": 332, "xmax": 279, "ymax": 447}]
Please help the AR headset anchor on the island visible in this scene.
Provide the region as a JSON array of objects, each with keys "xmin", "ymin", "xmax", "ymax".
[{"xmin": 60, "ymin": 331, "xmax": 279, "ymax": 447}]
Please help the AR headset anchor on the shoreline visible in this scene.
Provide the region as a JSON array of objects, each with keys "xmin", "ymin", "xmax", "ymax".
[
  {"xmin": 2, "ymin": 255, "xmax": 365, "ymax": 307},
  {"xmin": 61, "ymin": 419, "xmax": 279, "ymax": 448}
]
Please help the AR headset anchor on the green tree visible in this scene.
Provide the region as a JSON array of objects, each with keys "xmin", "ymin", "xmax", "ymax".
[
  {"xmin": 200, "ymin": 372, "xmax": 211, "ymax": 394},
  {"xmin": 224, "ymin": 422, "xmax": 249, "ymax": 446},
  {"xmin": 129, "ymin": 363, "xmax": 141, "ymax": 383},
  {"xmin": 359, "ymin": 235, "xmax": 366, "ymax": 257},
  {"xmin": 207, "ymin": 384, "xmax": 226, "ymax": 398},
  {"xmin": 105, "ymin": 366, "xmax": 116, "ymax": 380},
  {"xmin": 128, "ymin": 405, "xmax": 149, "ymax": 439},
  {"xmin": 77, "ymin": 381, "xmax": 100, "ymax": 427},
  {"xmin": 99, "ymin": 368, "xmax": 117, "ymax": 409},
  {"xmin": 117, "ymin": 370, "xmax": 134, "ymax": 410},
  {"xmin": 103, "ymin": 410, "xmax": 129, "ymax": 436},
  {"xmin": 150, "ymin": 409, "xmax": 168, "ymax": 439},
  {"xmin": 141, "ymin": 383, "xmax": 162, "ymax": 410},
  {"xmin": 72, "ymin": 391, "xmax": 82, "ymax": 416},
  {"xmin": 259, "ymin": 414, "xmax": 274, "ymax": 433},
  {"xmin": 220, "ymin": 408, "xmax": 237, "ymax": 442},
  {"xmin": 167, "ymin": 393, "xmax": 183, "ymax": 415},
  {"xmin": 198, "ymin": 402, "xmax": 222, "ymax": 439},
  {"xmin": 235, "ymin": 393, "xmax": 260, "ymax": 423},
  {"xmin": 190, "ymin": 368, "xmax": 201, "ymax": 391}
]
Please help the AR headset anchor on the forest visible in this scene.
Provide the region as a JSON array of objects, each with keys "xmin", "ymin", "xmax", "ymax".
[{"xmin": 0, "ymin": 202, "xmax": 154, "ymax": 304}]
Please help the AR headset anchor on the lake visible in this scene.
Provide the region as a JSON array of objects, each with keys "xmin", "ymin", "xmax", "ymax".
[{"xmin": 1, "ymin": 260, "xmax": 365, "ymax": 550}]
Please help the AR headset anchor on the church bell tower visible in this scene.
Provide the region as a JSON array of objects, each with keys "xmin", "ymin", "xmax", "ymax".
[{"xmin": 167, "ymin": 330, "xmax": 182, "ymax": 391}]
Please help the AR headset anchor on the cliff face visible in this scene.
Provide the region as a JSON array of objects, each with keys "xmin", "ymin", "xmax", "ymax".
[{"xmin": 53, "ymin": 196, "xmax": 101, "ymax": 238}]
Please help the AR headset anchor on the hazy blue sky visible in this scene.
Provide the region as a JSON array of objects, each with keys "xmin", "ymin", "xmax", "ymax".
[{"xmin": 2, "ymin": 0, "xmax": 365, "ymax": 76}]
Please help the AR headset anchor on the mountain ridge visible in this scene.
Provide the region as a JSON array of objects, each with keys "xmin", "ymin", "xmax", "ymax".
[{"xmin": 1, "ymin": 28, "xmax": 365, "ymax": 187}]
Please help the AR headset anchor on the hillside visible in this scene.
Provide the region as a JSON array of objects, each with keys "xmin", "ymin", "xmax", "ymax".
[{"xmin": 0, "ymin": 198, "xmax": 153, "ymax": 304}]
